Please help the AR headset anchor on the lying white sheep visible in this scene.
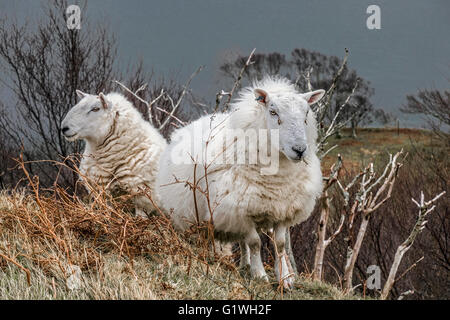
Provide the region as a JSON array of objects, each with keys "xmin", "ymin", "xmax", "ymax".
[
  {"xmin": 61, "ymin": 90, "xmax": 167, "ymax": 216},
  {"xmin": 157, "ymin": 76, "xmax": 324, "ymax": 288}
]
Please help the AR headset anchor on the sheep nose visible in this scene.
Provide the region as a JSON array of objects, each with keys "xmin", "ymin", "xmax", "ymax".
[
  {"xmin": 292, "ymin": 146, "xmax": 306, "ymax": 159},
  {"xmin": 61, "ymin": 127, "xmax": 69, "ymax": 134}
]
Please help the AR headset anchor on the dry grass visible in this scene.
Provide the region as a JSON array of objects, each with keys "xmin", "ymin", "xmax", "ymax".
[{"xmin": 0, "ymin": 160, "xmax": 359, "ymax": 300}]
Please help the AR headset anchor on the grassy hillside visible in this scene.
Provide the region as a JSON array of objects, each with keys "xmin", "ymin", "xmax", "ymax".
[
  {"xmin": 0, "ymin": 191, "xmax": 360, "ymax": 300},
  {"xmin": 322, "ymin": 127, "xmax": 439, "ymax": 172}
]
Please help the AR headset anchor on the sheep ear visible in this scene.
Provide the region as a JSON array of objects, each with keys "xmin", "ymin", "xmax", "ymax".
[
  {"xmin": 302, "ymin": 89, "xmax": 325, "ymax": 105},
  {"xmin": 254, "ymin": 89, "xmax": 269, "ymax": 106},
  {"xmin": 76, "ymin": 89, "xmax": 87, "ymax": 99},
  {"xmin": 98, "ymin": 92, "xmax": 109, "ymax": 109}
]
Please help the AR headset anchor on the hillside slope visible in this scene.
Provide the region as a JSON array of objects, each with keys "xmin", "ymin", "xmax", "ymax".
[{"xmin": 0, "ymin": 191, "xmax": 360, "ymax": 300}]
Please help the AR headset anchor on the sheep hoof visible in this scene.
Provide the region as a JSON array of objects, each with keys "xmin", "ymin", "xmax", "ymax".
[
  {"xmin": 135, "ymin": 208, "xmax": 147, "ymax": 218},
  {"xmin": 252, "ymin": 273, "xmax": 269, "ymax": 283},
  {"xmin": 238, "ymin": 263, "xmax": 251, "ymax": 272}
]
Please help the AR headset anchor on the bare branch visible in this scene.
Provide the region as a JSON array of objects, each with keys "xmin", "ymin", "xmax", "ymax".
[
  {"xmin": 380, "ymin": 190, "xmax": 446, "ymax": 299},
  {"xmin": 222, "ymin": 48, "xmax": 256, "ymax": 112},
  {"xmin": 159, "ymin": 66, "xmax": 203, "ymax": 131}
]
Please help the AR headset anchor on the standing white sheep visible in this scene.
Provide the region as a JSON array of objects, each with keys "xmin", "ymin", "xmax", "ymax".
[
  {"xmin": 61, "ymin": 90, "xmax": 167, "ymax": 216},
  {"xmin": 157, "ymin": 76, "xmax": 324, "ymax": 288}
]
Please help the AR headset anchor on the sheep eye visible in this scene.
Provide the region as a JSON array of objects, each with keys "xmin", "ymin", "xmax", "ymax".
[
  {"xmin": 269, "ymin": 110, "xmax": 278, "ymax": 116},
  {"xmin": 91, "ymin": 107, "xmax": 100, "ymax": 112}
]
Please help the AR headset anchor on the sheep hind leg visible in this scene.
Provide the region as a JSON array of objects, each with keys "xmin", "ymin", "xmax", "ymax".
[
  {"xmin": 246, "ymin": 228, "xmax": 268, "ymax": 281},
  {"xmin": 135, "ymin": 206, "xmax": 147, "ymax": 218},
  {"xmin": 274, "ymin": 224, "xmax": 295, "ymax": 290}
]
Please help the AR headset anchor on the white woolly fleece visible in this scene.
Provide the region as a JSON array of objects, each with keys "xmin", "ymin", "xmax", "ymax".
[
  {"xmin": 157, "ymin": 77, "xmax": 323, "ymax": 239},
  {"xmin": 79, "ymin": 93, "xmax": 167, "ymax": 211}
]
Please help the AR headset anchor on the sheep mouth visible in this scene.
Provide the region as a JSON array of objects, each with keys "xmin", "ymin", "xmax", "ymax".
[
  {"xmin": 284, "ymin": 153, "xmax": 303, "ymax": 162},
  {"xmin": 63, "ymin": 133, "xmax": 78, "ymax": 141}
]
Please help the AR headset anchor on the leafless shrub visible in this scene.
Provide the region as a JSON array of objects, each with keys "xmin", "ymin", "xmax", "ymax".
[
  {"xmin": 290, "ymin": 146, "xmax": 449, "ymax": 299},
  {"xmin": 381, "ymin": 190, "xmax": 446, "ymax": 299},
  {"xmin": 337, "ymin": 151, "xmax": 404, "ymax": 292},
  {"xmin": 312, "ymin": 155, "xmax": 345, "ymax": 281}
]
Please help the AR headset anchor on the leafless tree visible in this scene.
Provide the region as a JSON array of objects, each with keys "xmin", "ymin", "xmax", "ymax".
[
  {"xmin": 220, "ymin": 51, "xmax": 290, "ymax": 85},
  {"xmin": 292, "ymin": 48, "xmax": 375, "ymax": 138},
  {"xmin": 401, "ymin": 87, "xmax": 450, "ymax": 142},
  {"xmin": 0, "ymin": 1, "xmax": 199, "ymax": 188},
  {"xmin": 0, "ymin": 122, "xmax": 16, "ymax": 188},
  {"xmin": 372, "ymin": 109, "xmax": 397, "ymax": 127},
  {"xmin": 0, "ymin": 0, "xmax": 116, "ymax": 187},
  {"xmin": 219, "ymin": 48, "xmax": 375, "ymax": 137}
]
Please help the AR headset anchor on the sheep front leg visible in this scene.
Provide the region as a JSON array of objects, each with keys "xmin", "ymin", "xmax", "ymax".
[
  {"xmin": 239, "ymin": 241, "xmax": 251, "ymax": 269},
  {"xmin": 274, "ymin": 224, "xmax": 295, "ymax": 290},
  {"xmin": 246, "ymin": 228, "xmax": 268, "ymax": 281}
]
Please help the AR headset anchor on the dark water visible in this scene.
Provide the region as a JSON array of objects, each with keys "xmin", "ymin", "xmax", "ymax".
[{"xmin": 1, "ymin": 0, "xmax": 449, "ymax": 127}]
